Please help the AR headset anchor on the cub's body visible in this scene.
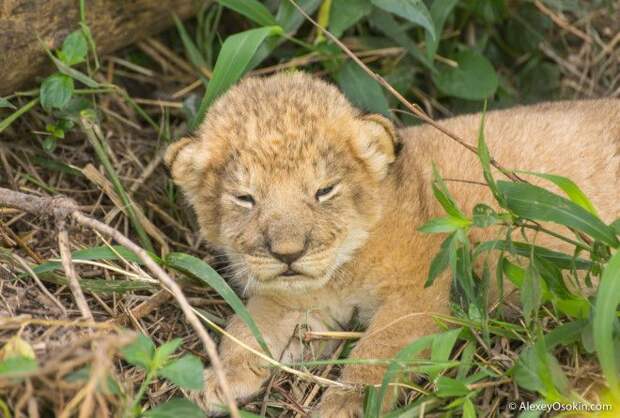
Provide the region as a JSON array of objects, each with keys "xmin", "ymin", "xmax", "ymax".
[{"xmin": 166, "ymin": 72, "xmax": 619, "ymax": 417}]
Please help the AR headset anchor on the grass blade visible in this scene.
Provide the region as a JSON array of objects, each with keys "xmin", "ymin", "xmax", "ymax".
[
  {"xmin": 190, "ymin": 26, "xmax": 283, "ymax": 130},
  {"xmin": 219, "ymin": 0, "xmax": 278, "ymax": 27},
  {"xmin": 498, "ymin": 181, "xmax": 619, "ymax": 247},
  {"xmin": 165, "ymin": 252, "xmax": 272, "ymax": 357},
  {"xmin": 593, "ymin": 250, "xmax": 620, "ymax": 398},
  {"xmin": 0, "ymin": 98, "xmax": 38, "ymax": 134},
  {"xmin": 519, "ymin": 171, "xmax": 599, "ymax": 216}
]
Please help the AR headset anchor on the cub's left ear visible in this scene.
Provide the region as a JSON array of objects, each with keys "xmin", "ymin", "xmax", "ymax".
[{"xmin": 353, "ymin": 114, "xmax": 399, "ymax": 179}]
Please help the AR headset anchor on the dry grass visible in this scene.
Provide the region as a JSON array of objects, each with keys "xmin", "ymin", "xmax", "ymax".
[{"xmin": 1, "ymin": 2, "xmax": 619, "ymax": 417}]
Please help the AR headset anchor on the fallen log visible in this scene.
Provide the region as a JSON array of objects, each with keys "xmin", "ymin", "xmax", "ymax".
[{"xmin": 0, "ymin": 0, "xmax": 198, "ymax": 95}]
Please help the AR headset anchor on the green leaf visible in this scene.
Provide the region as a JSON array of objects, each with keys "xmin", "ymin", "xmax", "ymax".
[
  {"xmin": 429, "ymin": 328, "xmax": 461, "ymax": 380},
  {"xmin": 32, "ymin": 245, "xmax": 145, "ymax": 276},
  {"xmin": 190, "ymin": 26, "xmax": 283, "ymax": 131},
  {"xmin": 475, "ymin": 240, "xmax": 591, "ymax": 270},
  {"xmin": 433, "ymin": 50, "xmax": 498, "ymax": 100},
  {"xmin": 463, "ymin": 397, "xmax": 477, "ymax": 418},
  {"xmin": 165, "ymin": 253, "xmax": 272, "ymax": 357},
  {"xmin": 0, "ymin": 97, "xmax": 16, "ymax": 110},
  {"xmin": 154, "ymin": 338, "xmax": 183, "ymax": 368},
  {"xmin": 336, "ymin": 61, "xmax": 391, "ymax": 117},
  {"xmin": 431, "ymin": 164, "xmax": 467, "ymax": 219},
  {"xmin": 593, "ymin": 250, "xmax": 620, "ymax": 397},
  {"xmin": 472, "ymin": 204, "xmax": 498, "ymax": 227},
  {"xmin": 143, "ymin": 398, "xmax": 204, "ymax": 418},
  {"xmin": 173, "ymin": 15, "xmax": 208, "ymax": 73},
  {"xmin": 435, "ymin": 376, "xmax": 470, "ymax": 397},
  {"xmin": 518, "ymin": 171, "xmax": 598, "ymax": 216},
  {"xmin": 418, "ymin": 216, "xmax": 470, "ymax": 234},
  {"xmin": 370, "ymin": 0, "xmax": 436, "ymax": 41},
  {"xmin": 476, "ymin": 105, "xmax": 502, "ymax": 202},
  {"xmin": 521, "ymin": 265, "xmax": 542, "ymax": 324},
  {"xmin": 329, "ymin": 0, "xmax": 373, "ymax": 37},
  {"xmin": 58, "ymin": 30, "xmax": 88, "ymax": 66},
  {"xmin": 497, "ymin": 181, "xmax": 619, "ymax": 247},
  {"xmin": 426, "ymin": 0, "xmax": 458, "ymax": 58},
  {"xmin": 425, "ymin": 233, "xmax": 455, "ymax": 287},
  {"xmin": 0, "ymin": 98, "xmax": 38, "ymax": 134},
  {"xmin": 49, "ymin": 54, "xmax": 100, "ymax": 88},
  {"xmin": 0, "ymin": 357, "xmax": 38, "ymax": 377},
  {"xmin": 158, "ymin": 355, "xmax": 204, "ymax": 390},
  {"xmin": 376, "ymin": 334, "xmax": 435, "ymax": 415},
  {"xmin": 40, "ymin": 74, "xmax": 74, "ymax": 111},
  {"xmin": 219, "ymin": 0, "xmax": 277, "ymax": 26},
  {"xmin": 368, "ymin": 8, "xmax": 435, "ymax": 72},
  {"xmin": 120, "ymin": 334, "xmax": 155, "ymax": 370}
]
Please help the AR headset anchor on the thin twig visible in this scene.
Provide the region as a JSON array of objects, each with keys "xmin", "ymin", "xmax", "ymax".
[
  {"xmin": 57, "ymin": 219, "xmax": 93, "ymax": 321},
  {"xmin": 0, "ymin": 187, "xmax": 240, "ymax": 418}
]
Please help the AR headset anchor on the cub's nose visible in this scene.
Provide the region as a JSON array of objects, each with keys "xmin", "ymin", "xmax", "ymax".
[{"xmin": 268, "ymin": 240, "xmax": 306, "ymax": 265}]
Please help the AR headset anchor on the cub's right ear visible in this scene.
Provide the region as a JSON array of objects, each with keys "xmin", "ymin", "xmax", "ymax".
[{"xmin": 164, "ymin": 137, "xmax": 202, "ymax": 191}]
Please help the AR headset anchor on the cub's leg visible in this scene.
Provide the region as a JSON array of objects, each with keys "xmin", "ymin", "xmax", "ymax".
[
  {"xmin": 189, "ymin": 295, "xmax": 335, "ymax": 415},
  {"xmin": 317, "ymin": 283, "xmax": 450, "ymax": 417}
]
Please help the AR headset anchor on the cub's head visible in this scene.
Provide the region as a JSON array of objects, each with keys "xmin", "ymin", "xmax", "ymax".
[{"xmin": 166, "ymin": 72, "xmax": 399, "ymax": 294}]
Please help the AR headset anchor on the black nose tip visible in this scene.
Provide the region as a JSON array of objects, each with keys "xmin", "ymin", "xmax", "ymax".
[{"xmin": 270, "ymin": 249, "xmax": 305, "ymax": 265}]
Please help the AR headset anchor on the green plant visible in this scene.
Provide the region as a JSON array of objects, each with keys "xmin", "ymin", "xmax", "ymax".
[{"xmin": 120, "ymin": 334, "xmax": 204, "ymax": 418}]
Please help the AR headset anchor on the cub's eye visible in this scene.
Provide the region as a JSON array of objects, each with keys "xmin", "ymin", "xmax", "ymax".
[
  {"xmin": 233, "ymin": 194, "xmax": 255, "ymax": 208},
  {"xmin": 315, "ymin": 184, "xmax": 338, "ymax": 202}
]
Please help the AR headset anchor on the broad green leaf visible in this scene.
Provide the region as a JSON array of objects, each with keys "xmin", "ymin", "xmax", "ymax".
[
  {"xmin": 165, "ymin": 253, "xmax": 272, "ymax": 357},
  {"xmin": 425, "ymin": 233, "xmax": 455, "ymax": 287},
  {"xmin": 158, "ymin": 355, "xmax": 204, "ymax": 390},
  {"xmin": 40, "ymin": 74, "xmax": 74, "ymax": 111},
  {"xmin": 472, "ymin": 204, "xmax": 498, "ymax": 227},
  {"xmin": 519, "ymin": 171, "xmax": 598, "ymax": 216},
  {"xmin": 219, "ymin": 0, "xmax": 277, "ymax": 26},
  {"xmin": 435, "ymin": 376, "xmax": 470, "ymax": 397},
  {"xmin": 611, "ymin": 218, "xmax": 620, "ymax": 235},
  {"xmin": 143, "ymin": 398, "xmax": 204, "ymax": 418},
  {"xmin": 154, "ymin": 338, "xmax": 183, "ymax": 368},
  {"xmin": 497, "ymin": 181, "xmax": 619, "ymax": 247},
  {"xmin": 329, "ymin": 0, "xmax": 373, "ymax": 37},
  {"xmin": 0, "ymin": 97, "xmax": 15, "ymax": 109},
  {"xmin": 433, "ymin": 50, "xmax": 498, "ymax": 100},
  {"xmin": 0, "ymin": 357, "xmax": 38, "ymax": 377},
  {"xmin": 58, "ymin": 30, "xmax": 88, "ymax": 66},
  {"xmin": 190, "ymin": 26, "xmax": 283, "ymax": 131},
  {"xmin": 336, "ymin": 61, "xmax": 391, "ymax": 117},
  {"xmin": 370, "ymin": 0, "xmax": 436, "ymax": 41},
  {"xmin": 426, "ymin": 0, "xmax": 458, "ymax": 58},
  {"xmin": 121, "ymin": 334, "xmax": 155, "ymax": 370},
  {"xmin": 593, "ymin": 250, "xmax": 620, "ymax": 397},
  {"xmin": 418, "ymin": 216, "xmax": 471, "ymax": 234}
]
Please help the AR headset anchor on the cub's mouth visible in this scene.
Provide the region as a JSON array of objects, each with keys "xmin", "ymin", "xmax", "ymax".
[{"xmin": 280, "ymin": 268, "xmax": 299, "ymax": 277}]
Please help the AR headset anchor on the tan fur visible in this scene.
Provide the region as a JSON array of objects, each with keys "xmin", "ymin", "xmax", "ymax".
[{"xmin": 166, "ymin": 72, "xmax": 619, "ymax": 417}]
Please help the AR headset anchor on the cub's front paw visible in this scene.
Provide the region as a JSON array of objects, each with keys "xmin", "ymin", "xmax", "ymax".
[
  {"xmin": 315, "ymin": 387, "xmax": 365, "ymax": 418},
  {"xmin": 187, "ymin": 362, "xmax": 268, "ymax": 416}
]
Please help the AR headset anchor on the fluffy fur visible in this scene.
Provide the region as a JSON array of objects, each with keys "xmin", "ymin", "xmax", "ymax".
[{"xmin": 165, "ymin": 72, "xmax": 619, "ymax": 417}]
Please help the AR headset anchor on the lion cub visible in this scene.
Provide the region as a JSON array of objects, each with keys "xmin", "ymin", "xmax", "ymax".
[{"xmin": 166, "ymin": 72, "xmax": 619, "ymax": 416}]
